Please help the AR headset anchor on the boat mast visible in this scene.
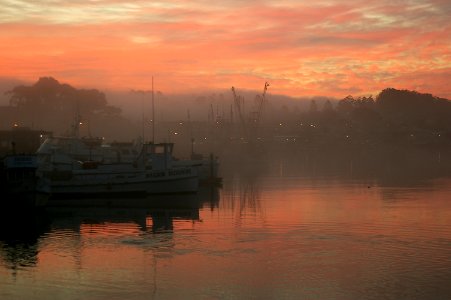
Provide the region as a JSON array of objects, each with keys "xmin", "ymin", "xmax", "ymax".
[
  {"xmin": 152, "ymin": 76, "xmax": 155, "ymax": 143},
  {"xmin": 142, "ymin": 94, "xmax": 145, "ymax": 143},
  {"xmin": 72, "ymin": 100, "xmax": 81, "ymax": 138}
]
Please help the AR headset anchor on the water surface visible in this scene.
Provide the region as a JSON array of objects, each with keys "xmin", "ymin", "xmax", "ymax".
[{"xmin": 1, "ymin": 174, "xmax": 451, "ymax": 299}]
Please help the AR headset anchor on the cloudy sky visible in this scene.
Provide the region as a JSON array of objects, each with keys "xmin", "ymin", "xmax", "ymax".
[{"xmin": 0, "ymin": 0, "xmax": 450, "ymax": 98}]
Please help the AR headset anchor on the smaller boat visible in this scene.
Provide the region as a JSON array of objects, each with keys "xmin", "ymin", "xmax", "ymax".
[
  {"xmin": 1, "ymin": 154, "xmax": 50, "ymax": 208},
  {"xmin": 175, "ymin": 152, "xmax": 222, "ymax": 186}
]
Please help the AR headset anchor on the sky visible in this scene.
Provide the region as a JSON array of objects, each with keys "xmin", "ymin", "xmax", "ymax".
[{"xmin": 0, "ymin": 0, "xmax": 450, "ymax": 99}]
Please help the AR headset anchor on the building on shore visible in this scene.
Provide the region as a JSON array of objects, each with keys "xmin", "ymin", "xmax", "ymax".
[{"xmin": 0, "ymin": 127, "xmax": 52, "ymax": 156}]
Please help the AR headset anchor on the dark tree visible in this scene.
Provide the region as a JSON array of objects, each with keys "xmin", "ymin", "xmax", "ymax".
[
  {"xmin": 6, "ymin": 77, "xmax": 123, "ymax": 135},
  {"xmin": 376, "ymin": 88, "xmax": 451, "ymax": 131}
]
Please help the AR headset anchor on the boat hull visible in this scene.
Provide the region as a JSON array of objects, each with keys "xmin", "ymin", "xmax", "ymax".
[{"xmin": 46, "ymin": 168, "xmax": 199, "ymax": 198}]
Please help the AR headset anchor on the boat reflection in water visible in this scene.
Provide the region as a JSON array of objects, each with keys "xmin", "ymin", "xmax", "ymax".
[
  {"xmin": 0, "ymin": 186, "xmax": 219, "ymax": 275},
  {"xmin": 46, "ymin": 195, "xmax": 202, "ymax": 234},
  {"xmin": 0, "ymin": 210, "xmax": 51, "ymax": 273}
]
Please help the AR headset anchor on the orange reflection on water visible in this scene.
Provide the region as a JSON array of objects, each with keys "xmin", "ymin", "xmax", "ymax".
[{"xmin": 3, "ymin": 178, "xmax": 451, "ymax": 299}]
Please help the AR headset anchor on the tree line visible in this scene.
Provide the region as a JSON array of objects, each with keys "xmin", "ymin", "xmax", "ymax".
[
  {"xmin": 273, "ymin": 88, "xmax": 451, "ymax": 147},
  {"xmin": 5, "ymin": 77, "xmax": 132, "ymax": 139},
  {"xmin": 5, "ymin": 77, "xmax": 451, "ymax": 147}
]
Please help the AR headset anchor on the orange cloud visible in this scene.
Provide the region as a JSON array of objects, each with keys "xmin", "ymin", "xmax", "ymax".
[{"xmin": 0, "ymin": 0, "xmax": 449, "ymax": 98}]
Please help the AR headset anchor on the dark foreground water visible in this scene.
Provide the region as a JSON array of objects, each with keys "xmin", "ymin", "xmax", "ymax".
[{"xmin": 1, "ymin": 174, "xmax": 451, "ymax": 299}]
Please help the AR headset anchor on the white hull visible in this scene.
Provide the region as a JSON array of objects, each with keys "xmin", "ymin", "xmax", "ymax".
[{"xmin": 46, "ymin": 167, "xmax": 198, "ymax": 197}]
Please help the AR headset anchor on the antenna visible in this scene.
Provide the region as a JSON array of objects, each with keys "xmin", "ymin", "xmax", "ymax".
[{"xmin": 152, "ymin": 76, "xmax": 155, "ymax": 143}]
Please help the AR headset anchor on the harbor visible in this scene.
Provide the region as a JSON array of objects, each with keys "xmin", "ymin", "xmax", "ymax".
[
  {"xmin": 1, "ymin": 132, "xmax": 222, "ymax": 207},
  {"xmin": 1, "ymin": 76, "xmax": 451, "ymax": 299}
]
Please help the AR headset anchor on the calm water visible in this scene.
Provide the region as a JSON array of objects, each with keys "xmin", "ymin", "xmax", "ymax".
[{"xmin": 1, "ymin": 173, "xmax": 451, "ymax": 299}]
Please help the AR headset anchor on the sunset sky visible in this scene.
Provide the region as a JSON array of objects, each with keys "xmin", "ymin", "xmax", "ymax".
[{"xmin": 0, "ymin": 0, "xmax": 450, "ymax": 98}]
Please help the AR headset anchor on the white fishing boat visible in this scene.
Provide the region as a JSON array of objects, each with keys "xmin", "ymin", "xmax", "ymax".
[{"xmin": 36, "ymin": 137, "xmax": 198, "ymax": 197}]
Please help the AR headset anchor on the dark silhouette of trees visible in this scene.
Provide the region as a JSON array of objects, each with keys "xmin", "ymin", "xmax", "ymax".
[
  {"xmin": 289, "ymin": 88, "xmax": 451, "ymax": 147},
  {"xmin": 7, "ymin": 77, "xmax": 113, "ymax": 117},
  {"xmin": 376, "ymin": 88, "xmax": 451, "ymax": 131},
  {"xmin": 6, "ymin": 77, "xmax": 127, "ymax": 137},
  {"xmin": 5, "ymin": 78, "xmax": 450, "ymax": 147},
  {"xmin": 336, "ymin": 95, "xmax": 356, "ymax": 116}
]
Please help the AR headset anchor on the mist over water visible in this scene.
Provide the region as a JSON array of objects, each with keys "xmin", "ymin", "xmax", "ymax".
[
  {"xmin": 1, "ymin": 161, "xmax": 451, "ymax": 299},
  {"xmin": 2, "ymin": 79, "xmax": 451, "ymax": 299}
]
